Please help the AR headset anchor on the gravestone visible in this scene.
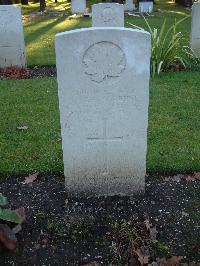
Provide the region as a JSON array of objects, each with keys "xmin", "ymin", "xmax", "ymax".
[
  {"xmin": 191, "ymin": 2, "xmax": 200, "ymax": 57},
  {"xmin": 124, "ymin": 0, "xmax": 135, "ymax": 12},
  {"xmin": 55, "ymin": 27, "xmax": 151, "ymax": 197},
  {"xmin": 92, "ymin": 3, "xmax": 124, "ymax": 27},
  {"xmin": 71, "ymin": 0, "xmax": 86, "ymax": 14},
  {"xmin": 139, "ymin": 1, "xmax": 153, "ymax": 13},
  {"xmin": 0, "ymin": 6, "xmax": 26, "ymax": 68}
]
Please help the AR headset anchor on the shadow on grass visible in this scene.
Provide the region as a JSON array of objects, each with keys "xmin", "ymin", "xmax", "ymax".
[
  {"xmin": 25, "ymin": 15, "xmax": 89, "ymax": 46},
  {"xmin": 25, "ymin": 15, "xmax": 67, "ymax": 45}
]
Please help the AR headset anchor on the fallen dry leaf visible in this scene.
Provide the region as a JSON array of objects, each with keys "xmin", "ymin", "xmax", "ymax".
[
  {"xmin": 1, "ymin": 66, "xmax": 30, "ymax": 80},
  {"xmin": 144, "ymin": 219, "xmax": 152, "ymax": 231},
  {"xmin": 17, "ymin": 125, "xmax": 28, "ymax": 130},
  {"xmin": 156, "ymin": 256, "xmax": 183, "ymax": 265},
  {"xmin": 165, "ymin": 173, "xmax": 200, "ymax": 182},
  {"xmin": 12, "ymin": 224, "xmax": 22, "ymax": 234},
  {"xmin": 15, "ymin": 207, "xmax": 26, "ymax": 222},
  {"xmin": 181, "ymin": 211, "xmax": 189, "ymax": 217},
  {"xmin": 22, "ymin": 173, "xmax": 39, "ymax": 184},
  {"xmin": 0, "ymin": 224, "xmax": 17, "ymax": 250},
  {"xmin": 193, "ymin": 172, "xmax": 200, "ymax": 180},
  {"xmin": 144, "ymin": 219, "xmax": 158, "ymax": 240},
  {"xmin": 164, "ymin": 175, "xmax": 200, "ymax": 182},
  {"xmin": 81, "ymin": 263, "xmax": 100, "ymax": 266},
  {"xmin": 185, "ymin": 175, "xmax": 195, "ymax": 181},
  {"xmin": 164, "ymin": 175, "xmax": 183, "ymax": 182},
  {"xmin": 171, "ymin": 174, "xmax": 183, "ymax": 182},
  {"xmin": 135, "ymin": 248, "xmax": 150, "ymax": 265},
  {"xmin": 150, "ymin": 226, "xmax": 158, "ymax": 240}
]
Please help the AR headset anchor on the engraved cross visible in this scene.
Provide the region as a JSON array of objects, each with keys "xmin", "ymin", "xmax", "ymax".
[{"xmin": 87, "ymin": 118, "xmax": 123, "ymax": 175}]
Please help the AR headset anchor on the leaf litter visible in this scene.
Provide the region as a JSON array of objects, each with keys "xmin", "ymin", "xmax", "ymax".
[
  {"xmin": 164, "ymin": 172, "xmax": 200, "ymax": 182},
  {"xmin": 0, "ymin": 174, "xmax": 199, "ymax": 264}
]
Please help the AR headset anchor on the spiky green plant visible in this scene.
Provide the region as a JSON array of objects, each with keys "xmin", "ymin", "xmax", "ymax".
[
  {"xmin": 0, "ymin": 193, "xmax": 23, "ymax": 224},
  {"xmin": 128, "ymin": 17, "xmax": 198, "ymax": 77}
]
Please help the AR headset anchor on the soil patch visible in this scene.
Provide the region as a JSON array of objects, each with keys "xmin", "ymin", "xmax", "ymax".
[
  {"xmin": 30, "ymin": 66, "xmax": 57, "ymax": 78},
  {"xmin": 0, "ymin": 175, "xmax": 199, "ymax": 265}
]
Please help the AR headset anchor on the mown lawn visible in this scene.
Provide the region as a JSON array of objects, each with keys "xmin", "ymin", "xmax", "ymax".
[
  {"xmin": 19, "ymin": 0, "xmax": 191, "ymax": 66},
  {"xmin": 0, "ymin": 72, "xmax": 199, "ymax": 177}
]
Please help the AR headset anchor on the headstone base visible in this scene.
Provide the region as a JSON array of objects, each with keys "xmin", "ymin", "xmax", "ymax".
[{"xmin": 191, "ymin": 39, "xmax": 200, "ymax": 58}]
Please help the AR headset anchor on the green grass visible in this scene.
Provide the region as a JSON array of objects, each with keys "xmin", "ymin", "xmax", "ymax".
[
  {"xmin": 18, "ymin": 0, "xmax": 191, "ymax": 66},
  {"xmin": 0, "ymin": 78, "xmax": 63, "ymax": 176},
  {"xmin": 148, "ymin": 72, "xmax": 200, "ymax": 173},
  {"xmin": 0, "ymin": 72, "xmax": 199, "ymax": 177}
]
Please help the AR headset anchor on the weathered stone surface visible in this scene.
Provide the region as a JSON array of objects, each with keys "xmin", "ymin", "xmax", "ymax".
[
  {"xmin": 0, "ymin": 6, "xmax": 26, "ymax": 68},
  {"xmin": 139, "ymin": 1, "xmax": 153, "ymax": 13},
  {"xmin": 71, "ymin": 0, "xmax": 86, "ymax": 14},
  {"xmin": 55, "ymin": 27, "xmax": 151, "ymax": 197},
  {"xmin": 191, "ymin": 2, "xmax": 200, "ymax": 57},
  {"xmin": 92, "ymin": 3, "xmax": 124, "ymax": 27},
  {"xmin": 124, "ymin": 0, "xmax": 135, "ymax": 12}
]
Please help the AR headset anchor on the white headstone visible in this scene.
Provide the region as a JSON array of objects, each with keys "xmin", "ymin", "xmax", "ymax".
[
  {"xmin": 71, "ymin": 0, "xmax": 86, "ymax": 14},
  {"xmin": 191, "ymin": 2, "xmax": 200, "ymax": 57},
  {"xmin": 92, "ymin": 3, "xmax": 124, "ymax": 27},
  {"xmin": 139, "ymin": 1, "xmax": 153, "ymax": 13},
  {"xmin": 0, "ymin": 6, "xmax": 26, "ymax": 68},
  {"xmin": 55, "ymin": 27, "xmax": 151, "ymax": 197},
  {"xmin": 124, "ymin": 0, "xmax": 135, "ymax": 12}
]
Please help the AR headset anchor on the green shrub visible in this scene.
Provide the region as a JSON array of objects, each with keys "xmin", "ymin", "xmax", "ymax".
[{"xmin": 128, "ymin": 17, "xmax": 199, "ymax": 76}]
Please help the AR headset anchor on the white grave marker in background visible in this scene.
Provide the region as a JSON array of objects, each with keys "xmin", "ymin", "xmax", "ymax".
[
  {"xmin": 191, "ymin": 2, "xmax": 200, "ymax": 57},
  {"xmin": 55, "ymin": 27, "xmax": 151, "ymax": 197},
  {"xmin": 139, "ymin": 1, "xmax": 153, "ymax": 13},
  {"xmin": 0, "ymin": 6, "xmax": 26, "ymax": 68},
  {"xmin": 92, "ymin": 3, "xmax": 124, "ymax": 27},
  {"xmin": 71, "ymin": 0, "xmax": 86, "ymax": 14},
  {"xmin": 124, "ymin": 0, "xmax": 135, "ymax": 12}
]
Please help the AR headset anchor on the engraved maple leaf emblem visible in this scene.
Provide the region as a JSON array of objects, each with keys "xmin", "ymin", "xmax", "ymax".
[{"xmin": 83, "ymin": 42, "xmax": 126, "ymax": 83}]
